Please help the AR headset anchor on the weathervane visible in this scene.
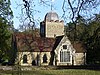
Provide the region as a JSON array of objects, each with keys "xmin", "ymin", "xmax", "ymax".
[{"xmin": 51, "ymin": 0, "xmax": 54, "ymax": 11}]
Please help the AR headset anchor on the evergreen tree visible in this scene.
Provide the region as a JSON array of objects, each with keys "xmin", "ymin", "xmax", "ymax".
[
  {"xmin": 67, "ymin": 14, "xmax": 100, "ymax": 64},
  {"xmin": 0, "ymin": 0, "xmax": 13, "ymax": 64},
  {"xmin": 85, "ymin": 14, "xmax": 100, "ymax": 64}
]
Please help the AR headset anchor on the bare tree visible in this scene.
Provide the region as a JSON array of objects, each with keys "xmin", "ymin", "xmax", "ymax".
[
  {"xmin": 16, "ymin": 0, "xmax": 41, "ymax": 32},
  {"xmin": 62, "ymin": 0, "xmax": 100, "ymax": 41},
  {"xmin": 14, "ymin": 0, "xmax": 100, "ymax": 67},
  {"xmin": 62, "ymin": 0, "xmax": 100, "ymax": 22}
]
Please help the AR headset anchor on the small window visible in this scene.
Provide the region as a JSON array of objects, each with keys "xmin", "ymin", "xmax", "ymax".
[
  {"xmin": 63, "ymin": 45, "xmax": 67, "ymax": 49},
  {"xmin": 23, "ymin": 55, "xmax": 27, "ymax": 63},
  {"xmin": 43, "ymin": 54, "xmax": 47, "ymax": 63}
]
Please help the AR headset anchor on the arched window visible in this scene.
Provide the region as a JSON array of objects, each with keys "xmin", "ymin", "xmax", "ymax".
[
  {"xmin": 60, "ymin": 51, "xmax": 70, "ymax": 62},
  {"xmin": 43, "ymin": 54, "xmax": 47, "ymax": 63},
  {"xmin": 23, "ymin": 54, "xmax": 27, "ymax": 63},
  {"xmin": 32, "ymin": 60, "xmax": 36, "ymax": 66}
]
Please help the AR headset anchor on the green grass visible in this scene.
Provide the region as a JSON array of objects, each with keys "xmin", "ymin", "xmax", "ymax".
[{"xmin": 0, "ymin": 69, "xmax": 100, "ymax": 75}]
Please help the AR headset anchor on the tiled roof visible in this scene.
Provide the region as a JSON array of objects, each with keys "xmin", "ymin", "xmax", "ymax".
[
  {"xmin": 72, "ymin": 41, "xmax": 86, "ymax": 53},
  {"xmin": 13, "ymin": 33, "xmax": 86, "ymax": 53},
  {"xmin": 53, "ymin": 36, "xmax": 64, "ymax": 50},
  {"xmin": 13, "ymin": 33, "xmax": 55, "ymax": 52}
]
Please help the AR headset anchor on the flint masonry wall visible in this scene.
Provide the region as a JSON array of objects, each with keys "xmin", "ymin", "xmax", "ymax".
[
  {"xmin": 15, "ymin": 52, "xmax": 51, "ymax": 66},
  {"xmin": 45, "ymin": 21, "xmax": 64, "ymax": 38}
]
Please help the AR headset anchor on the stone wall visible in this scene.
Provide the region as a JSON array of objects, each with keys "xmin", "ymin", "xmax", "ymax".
[
  {"xmin": 74, "ymin": 53, "xmax": 86, "ymax": 65},
  {"xmin": 45, "ymin": 21, "xmax": 64, "ymax": 38},
  {"xmin": 15, "ymin": 52, "xmax": 51, "ymax": 66},
  {"xmin": 55, "ymin": 36, "xmax": 74, "ymax": 66}
]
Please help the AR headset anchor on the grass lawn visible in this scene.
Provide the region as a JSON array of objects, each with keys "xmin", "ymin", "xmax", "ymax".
[{"xmin": 0, "ymin": 69, "xmax": 100, "ymax": 75}]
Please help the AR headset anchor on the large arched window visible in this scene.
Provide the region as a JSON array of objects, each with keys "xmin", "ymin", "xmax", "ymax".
[
  {"xmin": 23, "ymin": 54, "xmax": 27, "ymax": 63},
  {"xmin": 60, "ymin": 50, "xmax": 70, "ymax": 62},
  {"xmin": 43, "ymin": 54, "xmax": 47, "ymax": 63}
]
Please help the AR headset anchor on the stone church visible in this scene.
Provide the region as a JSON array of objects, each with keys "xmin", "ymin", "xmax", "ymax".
[{"xmin": 13, "ymin": 11, "xmax": 86, "ymax": 66}]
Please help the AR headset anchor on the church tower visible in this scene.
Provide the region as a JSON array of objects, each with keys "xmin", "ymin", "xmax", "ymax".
[{"xmin": 40, "ymin": 11, "xmax": 64, "ymax": 38}]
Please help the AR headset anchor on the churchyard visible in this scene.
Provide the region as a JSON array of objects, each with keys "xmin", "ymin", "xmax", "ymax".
[{"xmin": 0, "ymin": 66, "xmax": 100, "ymax": 75}]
